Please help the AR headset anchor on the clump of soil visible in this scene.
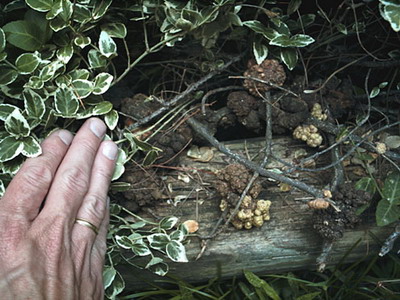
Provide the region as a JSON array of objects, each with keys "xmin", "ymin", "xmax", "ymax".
[
  {"xmin": 120, "ymin": 93, "xmax": 161, "ymax": 120},
  {"xmin": 243, "ymin": 59, "xmax": 286, "ymax": 96},
  {"xmin": 214, "ymin": 164, "xmax": 271, "ymax": 230},
  {"xmin": 121, "ymin": 167, "xmax": 164, "ymax": 211},
  {"xmin": 151, "ymin": 123, "xmax": 193, "ymax": 164},
  {"xmin": 313, "ymin": 183, "xmax": 371, "ymax": 240},
  {"xmin": 227, "ymin": 91, "xmax": 262, "ymax": 132}
]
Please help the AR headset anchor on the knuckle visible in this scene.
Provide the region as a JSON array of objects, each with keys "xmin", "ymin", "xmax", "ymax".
[
  {"xmin": 20, "ymin": 164, "xmax": 53, "ymax": 191},
  {"xmin": 82, "ymin": 194, "xmax": 107, "ymax": 223},
  {"xmin": 60, "ymin": 167, "xmax": 90, "ymax": 195}
]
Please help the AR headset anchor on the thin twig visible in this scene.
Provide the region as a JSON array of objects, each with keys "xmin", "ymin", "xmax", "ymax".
[{"xmin": 201, "ymin": 86, "xmax": 244, "ymax": 115}]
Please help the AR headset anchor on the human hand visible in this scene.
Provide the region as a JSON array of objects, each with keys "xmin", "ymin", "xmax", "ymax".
[{"xmin": 0, "ymin": 118, "xmax": 117, "ymax": 299}]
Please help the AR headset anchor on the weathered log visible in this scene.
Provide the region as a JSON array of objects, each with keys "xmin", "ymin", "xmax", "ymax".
[{"xmin": 118, "ymin": 137, "xmax": 394, "ymax": 290}]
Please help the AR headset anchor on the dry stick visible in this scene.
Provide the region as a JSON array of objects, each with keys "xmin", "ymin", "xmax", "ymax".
[
  {"xmin": 187, "ymin": 117, "xmax": 323, "ymax": 198},
  {"xmin": 127, "ymin": 55, "xmax": 243, "ymax": 132},
  {"xmin": 201, "ymin": 86, "xmax": 244, "ymax": 115}
]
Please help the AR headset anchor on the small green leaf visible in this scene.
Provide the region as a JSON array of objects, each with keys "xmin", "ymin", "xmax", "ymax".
[
  {"xmin": 15, "ymin": 53, "xmax": 40, "ymax": 74},
  {"xmin": 101, "ymin": 23, "xmax": 127, "ymax": 38},
  {"xmin": 103, "ymin": 266, "xmax": 116, "ymax": 290},
  {"xmin": 21, "ymin": 136, "xmax": 42, "ymax": 157},
  {"xmin": 243, "ymin": 20, "xmax": 279, "ymax": 40},
  {"xmin": 45, "ymin": 0, "xmax": 63, "ymax": 20},
  {"xmin": 104, "ymin": 109, "xmax": 119, "ymax": 130},
  {"xmin": 39, "ymin": 60, "xmax": 64, "ymax": 82},
  {"xmin": 99, "ymin": 31, "xmax": 117, "ymax": 58},
  {"xmin": 355, "ymin": 177, "xmax": 376, "ymax": 195},
  {"xmin": 379, "ymin": 81, "xmax": 388, "ymax": 88},
  {"xmin": 281, "ymin": 47, "xmax": 298, "ymax": 70},
  {"xmin": 381, "ymin": 4, "xmax": 400, "ymax": 32},
  {"xmin": 170, "ymin": 229, "xmax": 185, "ymax": 242},
  {"xmin": 143, "ymin": 149, "xmax": 158, "ymax": 166},
  {"xmin": 88, "ymin": 49, "xmax": 107, "ymax": 69},
  {"xmin": 270, "ymin": 34, "xmax": 315, "ymax": 47},
  {"xmin": 110, "ymin": 181, "xmax": 131, "ymax": 192},
  {"xmin": 336, "ymin": 23, "xmax": 348, "ymax": 35},
  {"xmin": 0, "ymin": 52, "xmax": 7, "ymax": 62},
  {"xmin": 93, "ymin": 0, "xmax": 113, "ymax": 20},
  {"xmin": 0, "ymin": 66, "xmax": 18, "ymax": 85},
  {"xmin": 159, "ymin": 216, "xmax": 178, "ymax": 230},
  {"xmin": 56, "ymin": 43, "xmax": 73, "ymax": 64},
  {"xmin": 244, "ymin": 270, "xmax": 281, "ymax": 300},
  {"xmin": 105, "ymin": 270, "xmax": 125, "ymax": 299},
  {"xmin": 54, "ymin": 87, "xmax": 79, "ymax": 117},
  {"xmin": 5, "ymin": 109, "xmax": 30, "ymax": 138},
  {"xmin": 3, "ymin": 20, "xmax": 44, "ymax": 51},
  {"xmin": 92, "ymin": 101, "xmax": 112, "ymax": 115},
  {"xmin": 132, "ymin": 243, "xmax": 152, "ymax": 256},
  {"xmin": 93, "ymin": 72, "xmax": 113, "ymax": 95},
  {"xmin": 23, "ymin": 89, "xmax": 46, "ymax": 120},
  {"xmin": 0, "ymin": 104, "xmax": 18, "ymax": 121},
  {"xmin": 149, "ymin": 262, "xmax": 169, "ymax": 276},
  {"xmin": 166, "ymin": 240, "xmax": 188, "ymax": 262},
  {"xmin": 376, "ymin": 199, "xmax": 400, "ymax": 226},
  {"xmin": 370, "ymin": 87, "xmax": 380, "ymax": 98},
  {"xmin": 296, "ymin": 292, "xmax": 321, "ymax": 300},
  {"xmin": 147, "ymin": 233, "xmax": 170, "ymax": 251},
  {"xmin": 69, "ymin": 69, "xmax": 90, "ymax": 80},
  {"xmin": 253, "ymin": 39, "xmax": 268, "ymax": 65},
  {"xmin": 0, "ymin": 136, "xmax": 24, "ymax": 162},
  {"xmin": 25, "ymin": 76, "xmax": 44, "ymax": 89},
  {"xmin": 0, "ymin": 179, "xmax": 4, "ymax": 197},
  {"xmin": 111, "ymin": 148, "xmax": 127, "ymax": 181},
  {"xmin": 0, "ymin": 29, "xmax": 6, "ymax": 52},
  {"xmin": 26, "ymin": 0, "xmax": 54, "ymax": 12},
  {"xmin": 145, "ymin": 257, "xmax": 164, "ymax": 269},
  {"xmin": 74, "ymin": 36, "xmax": 91, "ymax": 48},
  {"xmin": 73, "ymin": 4, "xmax": 92, "ymax": 23},
  {"xmin": 382, "ymin": 172, "xmax": 400, "ymax": 202},
  {"xmin": 71, "ymin": 79, "xmax": 93, "ymax": 99}
]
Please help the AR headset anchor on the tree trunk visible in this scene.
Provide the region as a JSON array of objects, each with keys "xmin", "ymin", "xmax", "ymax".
[{"xmin": 118, "ymin": 137, "xmax": 394, "ymax": 291}]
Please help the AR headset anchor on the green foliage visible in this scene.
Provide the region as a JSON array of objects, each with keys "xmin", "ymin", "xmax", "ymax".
[
  {"xmin": 376, "ymin": 172, "xmax": 400, "ymax": 226},
  {"xmin": 105, "ymin": 204, "xmax": 189, "ymax": 298},
  {"xmin": 379, "ymin": 0, "xmax": 400, "ymax": 32}
]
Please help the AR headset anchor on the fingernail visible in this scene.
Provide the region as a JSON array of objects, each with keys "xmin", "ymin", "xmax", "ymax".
[
  {"xmin": 58, "ymin": 130, "xmax": 73, "ymax": 145},
  {"xmin": 102, "ymin": 142, "xmax": 118, "ymax": 160},
  {"xmin": 90, "ymin": 118, "xmax": 106, "ymax": 138}
]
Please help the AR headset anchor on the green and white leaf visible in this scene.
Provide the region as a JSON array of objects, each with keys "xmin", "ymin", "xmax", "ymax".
[
  {"xmin": 92, "ymin": 0, "xmax": 113, "ymax": 20},
  {"xmin": 69, "ymin": 69, "xmax": 90, "ymax": 80},
  {"xmin": 25, "ymin": 76, "xmax": 44, "ymax": 89},
  {"xmin": 370, "ymin": 87, "xmax": 380, "ymax": 98},
  {"xmin": 243, "ymin": 20, "xmax": 279, "ymax": 40},
  {"xmin": 73, "ymin": 4, "xmax": 92, "ymax": 23},
  {"xmin": 26, "ymin": 0, "xmax": 54, "ymax": 12},
  {"xmin": 0, "ymin": 66, "xmax": 18, "ymax": 86},
  {"xmin": 21, "ymin": 136, "xmax": 42, "ymax": 157},
  {"xmin": 54, "ymin": 86, "xmax": 79, "ymax": 117},
  {"xmin": 280, "ymin": 47, "xmax": 298, "ymax": 70},
  {"xmin": 170, "ymin": 229, "xmax": 185, "ymax": 242},
  {"xmin": 0, "ymin": 104, "xmax": 18, "ymax": 121},
  {"xmin": 0, "ymin": 136, "xmax": 24, "ymax": 162},
  {"xmin": 270, "ymin": 34, "xmax": 315, "ymax": 47},
  {"xmin": 253, "ymin": 39, "xmax": 268, "ymax": 65},
  {"xmin": 166, "ymin": 241, "xmax": 188, "ymax": 262},
  {"xmin": 99, "ymin": 31, "xmax": 117, "ymax": 58},
  {"xmin": 103, "ymin": 266, "xmax": 116, "ymax": 290},
  {"xmin": 5, "ymin": 109, "xmax": 30, "ymax": 138},
  {"xmin": 74, "ymin": 36, "xmax": 91, "ymax": 48},
  {"xmin": 88, "ymin": 49, "xmax": 107, "ymax": 69},
  {"xmin": 15, "ymin": 53, "xmax": 41, "ymax": 74},
  {"xmin": 56, "ymin": 43, "xmax": 74, "ymax": 64},
  {"xmin": 104, "ymin": 109, "xmax": 119, "ymax": 130},
  {"xmin": 380, "ymin": 3, "xmax": 400, "ymax": 32},
  {"xmin": 92, "ymin": 101, "xmax": 113, "ymax": 115},
  {"xmin": 71, "ymin": 79, "xmax": 93, "ymax": 99},
  {"xmin": 104, "ymin": 270, "xmax": 125, "ymax": 299},
  {"xmin": 131, "ymin": 243, "xmax": 152, "ymax": 256},
  {"xmin": 39, "ymin": 60, "xmax": 63, "ymax": 82},
  {"xmin": 23, "ymin": 89, "xmax": 46, "ymax": 119},
  {"xmin": 0, "ymin": 179, "xmax": 4, "ymax": 197},
  {"xmin": 101, "ymin": 23, "xmax": 127, "ymax": 38},
  {"xmin": 147, "ymin": 233, "xmax": 170, "ymax": 251},
  {"xmin": 115, "ymin": 235, "xmax": 134, "ymax": 249},
  {"xmin": 93, "ymin": 72, "xmax": 113, "ymax": 94},
  {"xmin": 0, "ymin": 28, "xmax": 5, "ymax": 52},
  {"xmin": 355, "ymin": 177, "xmax": 376, "ymax": 195},
  {"xmin": 111, "ymin": 148, "xmax": 127, "ymax": 181},
  {"xmin": 145, "ymin": 257, "xmax": 164, "ymax": 269},
  {"xmin": 159, "ymin": 216, "xmax": 178, "ymax": 230}
]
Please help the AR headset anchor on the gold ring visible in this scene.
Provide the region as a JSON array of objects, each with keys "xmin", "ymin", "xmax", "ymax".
[{"xmin": 75, "ymin": 218, "xmax": 99, "ymax": 235}]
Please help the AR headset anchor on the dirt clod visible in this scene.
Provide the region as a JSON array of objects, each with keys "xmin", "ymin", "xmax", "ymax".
[
  {"xmin": 313, "ymin": 183, "xmax": 371, "ymax": 241},
  {"xmin": 243, "ymin": 59, "xmax": 286, "ymax": 96}
]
